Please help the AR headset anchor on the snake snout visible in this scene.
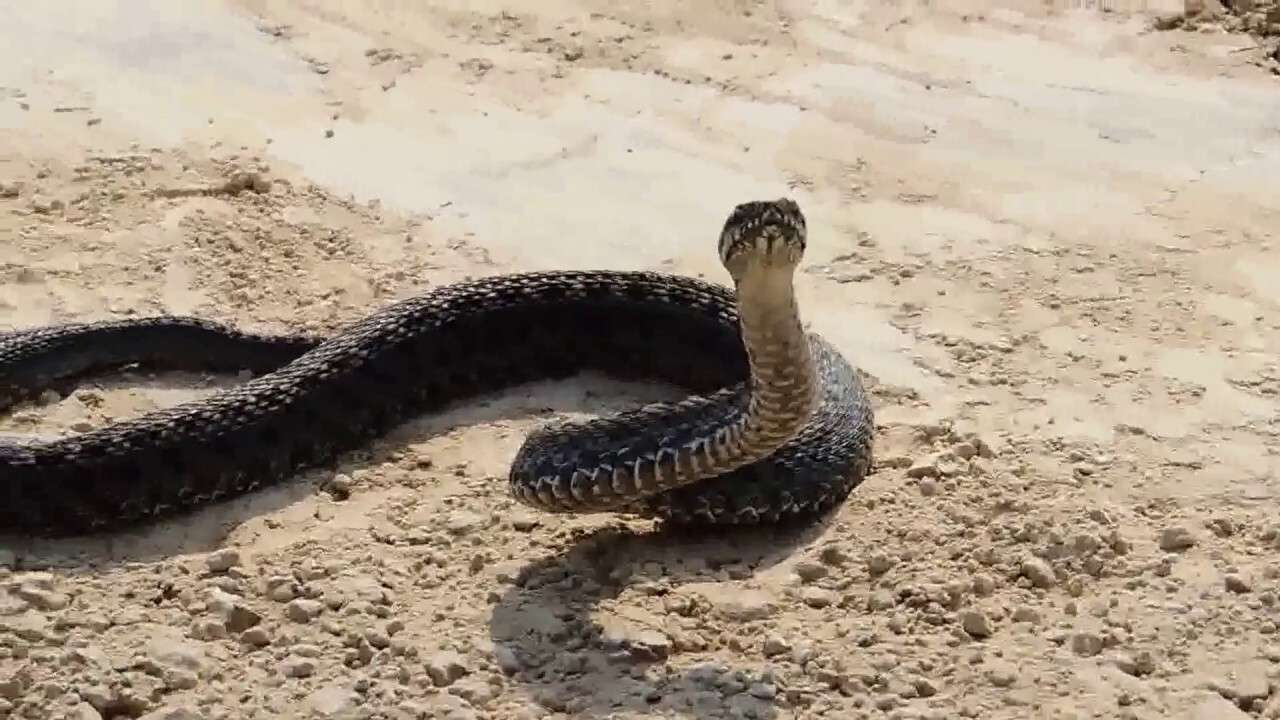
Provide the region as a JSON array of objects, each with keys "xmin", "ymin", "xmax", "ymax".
[{"xmin": 719, "ymin": 198, "xmax": 807, "ymax": 274}]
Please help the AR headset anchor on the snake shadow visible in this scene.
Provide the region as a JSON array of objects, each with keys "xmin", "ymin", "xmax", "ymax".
[
  {"xmin": 1, "ymin": 357, "xmax": 871, "ymax": 717},
  {"xmin": 0, "ymin": 371, "xmax": 335, "ymax": 568},
  {"xmin": 0, "ymin": 371, "xmax": 706, "ymax": 569},
  {"xmin": 488, "ymin": 512, "xmax": 843, "ymax": 719}
]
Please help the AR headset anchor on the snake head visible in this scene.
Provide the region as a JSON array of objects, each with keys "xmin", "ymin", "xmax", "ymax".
[{"xmin": 718, "ymin": 198, "xmax": 807, "ymax": 279}]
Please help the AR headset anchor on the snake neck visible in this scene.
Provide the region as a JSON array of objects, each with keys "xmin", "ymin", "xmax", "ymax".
[
  {"xmin": 731, "ymin": 267, "xmax": 817, "ymax": 459},
  {"xmin": 506, "ymin": 267, "xmax": 823, "ymax": 515}
]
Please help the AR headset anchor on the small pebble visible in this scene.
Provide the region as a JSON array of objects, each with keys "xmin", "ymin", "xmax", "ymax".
[
  {"xmin": 868, "ymin": 590, "xmax": 896, "ymax": 611},
  {"xmin": 268, "ymin": 584, "xmax": 296, "ymax": 603},
  {"xmin": 206, "ymin": 548, "xmax": 241, "ymax": 573},
  {"xmin": 819, "ymin": 545, "xmax": 852, "ymax": 567},
  {"xmin": 509, "ymin": 512, "xmax": 540, "ymax": 532},
  {"xmin": 867, "ymin": 553, "xmax": 897, "ymax": 576},
  {"xmin": 1070, "ymin": 632, "xmax": 1103, "ymax": 657},
  {"xmin": 1020, "ymin": 557, "xmax": 1056, "ymax": 589},
  {"xmin": 241, "ymin": 628, "xmax": 271, "ymax": 647},
  {"xmin": 794, "ymin": 560, "xmax": 828, "ymax": 583},
  {"xmin": 445, "ymin": 510, "xmax": 484, "ymax": 535},
  {"xmin": 1109, "ymin": 650, "xmax": 1155, "ymax": 677},
  {"xmin": 800, "ymin": 587, "xmax": 837, "ymax": 608},
  {"xmin": 701, "ymin": 586, "xmax": 777, "ymax": 621},
  {"xmin": 207, "ymin": 589, "xmax": 261, "ymax": 633},
  {"xmin": 762, "ymin": 634, "xmax": 792, "ymax": 657},
  {"xmin": 1224, "ymin": 574, "xmax": 1252, "ymax": 594},
  {"xmin": 281, "ymin": 657, "xmax": 316, "ymax": 678},
  {"xmin": 325, "ymin": 473, "xmax": 353, "ymax": 499},
  {"xmin": 1011, "ymin": 606, "xmax": 1041, "ymax": 624},
  {"xmin": 0, "ymin": 677, "xmax": 27, "ymax": 700},
  {"xmin": 424, "ymin": 651, "xmax": 470, "ymax": 687},
  {"xmin": 959, "ymin": 610, "xmax": 994, "ymax": 638},
  {"xmin": 1207, "ymin": 517, "xmax": 1236, "ymax": 537},
  {"xmin": 285, "ymin": 599, "xmax": 324, "ymax": 623},
  {"xmin": 912, "ymin": 675, "xmax": 938, "ymax": 697},
  {"xmin": 906, "ymin": 458, "xmax": 939, "ymax": 479},
  {"xmin": 1159, "ymin": 525, "xmax": 1197, "ymax": 552},
  {"xmin": 971, "ymin": 574, "xmax": 996, "ymax": 596}
]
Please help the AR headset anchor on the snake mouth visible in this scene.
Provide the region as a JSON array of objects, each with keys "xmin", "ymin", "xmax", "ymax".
[{"xmin": 718, "ymin": 198, "xmax": 807, "ymax": 273}]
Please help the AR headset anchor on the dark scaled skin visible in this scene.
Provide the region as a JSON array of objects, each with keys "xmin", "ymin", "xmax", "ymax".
[{"xmin": 0, "ymin": 199, "xmax": 874, "ymax": 537}]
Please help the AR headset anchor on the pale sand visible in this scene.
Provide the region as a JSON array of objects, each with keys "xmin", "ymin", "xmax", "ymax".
[{"xmin": 1, "ymin": 2, "xmax": 1279, "ymax": 718}]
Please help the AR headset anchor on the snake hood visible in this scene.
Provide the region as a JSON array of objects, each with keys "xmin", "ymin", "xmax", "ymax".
[{"xmin": 718, "ymin": 198, "xmax": 807, "ymax": 276}]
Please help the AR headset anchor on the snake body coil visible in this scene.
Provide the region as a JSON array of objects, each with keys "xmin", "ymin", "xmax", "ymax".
[{"xmin": 0, "ymin": 199, "xmax": 874, "ymax": 537}]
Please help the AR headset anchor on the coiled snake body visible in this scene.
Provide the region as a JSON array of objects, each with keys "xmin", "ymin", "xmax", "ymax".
[{"xmin": 0, "ymin": 199, "xmax": 874, "ymax": 537}]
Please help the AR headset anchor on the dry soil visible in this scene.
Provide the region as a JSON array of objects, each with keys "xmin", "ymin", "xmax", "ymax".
[{"xmin": 1, "ymin": 2, "xmax": 1279, "ymax": 719}]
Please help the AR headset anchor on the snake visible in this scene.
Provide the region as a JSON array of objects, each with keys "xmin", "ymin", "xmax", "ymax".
[{"xmin": 0, "ymin": 198, "xmax": 875, "ymax": 537}]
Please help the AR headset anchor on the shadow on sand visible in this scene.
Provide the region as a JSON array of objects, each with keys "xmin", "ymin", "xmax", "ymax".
[
  {"xmin": 487, "ymin": 512, "xmax": 844, "ymax": 718},
  {"xmin": 2, "ymin": 367, "xmax": 859, "ymax": 718},
  {"xmin": 0, "ymin": 371, "xmax": 687, "ymax": 568}
]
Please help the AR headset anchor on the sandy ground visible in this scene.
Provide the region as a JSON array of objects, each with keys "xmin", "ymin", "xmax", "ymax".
[{"xmin": 1, "ymin": 1, "xmax": 1279, "ymax": 719}]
